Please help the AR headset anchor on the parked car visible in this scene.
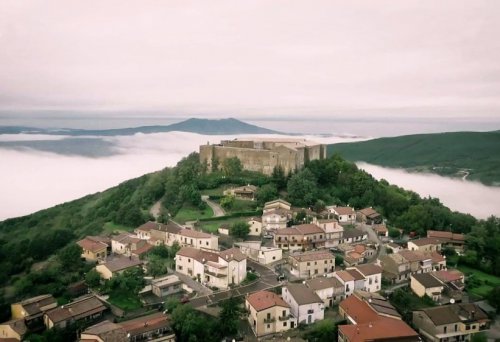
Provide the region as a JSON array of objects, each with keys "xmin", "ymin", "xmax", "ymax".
[{"xmin": 246, "ymin": 266, "xmax": 255, "ymax": 273}]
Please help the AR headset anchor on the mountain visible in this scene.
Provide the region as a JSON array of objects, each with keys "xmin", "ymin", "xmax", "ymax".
[
  {"xmin": 0, "ymin": 118, "xmax": 279, "ymax": 136},
  {"xmin": 328, "ymin": 131, "xmax": 500, "ymax": 186}
]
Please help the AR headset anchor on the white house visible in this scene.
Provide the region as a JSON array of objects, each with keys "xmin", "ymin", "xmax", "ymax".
[
  {"xmin": 314, "ymin": 218, "xmax": 344, "ymax": 248},
  {"xmin": 352, "ymin": 264, "xmax": 383, "ymax": 293},
  {"xmin": 305, "ymin": 277, "xmax": 345, "ymax": 307},
  {"xmin": 262, "ymin": 208, "xmax": 291, "ymax": 231},
  {"xmin": 247, "ymin": 217, "xmax": 263, "ymax": 237},
  {"xmin": 235, "ymin": 242, "xmax": 282, "ymax": 265},
  {"xmin": 282, "ymin": 284, "xmax": 324, "ymax": 325},
  {"xmin": 327, "ymin": 206, "xmax": 355, "ymax": 224},
  {"xmin": 334, "ymin": 271, "xmax": 356, "ymax": 297}
]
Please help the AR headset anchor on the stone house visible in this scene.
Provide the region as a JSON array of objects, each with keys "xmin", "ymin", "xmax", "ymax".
[
  {"xmin": 357, "ymin": 207, "xmax": 382, "ymax": 224},
  {"xmin": 315, "ymin": 218, "xmax": 344, "ymax": 248},
  {"xmin": 427, "ymin": 230, "xmax": 465, "ymax": 251},
  {"xmin": 247, "ymin": 217, "xmax": 263, "ymax": 237},
  {"xmin": 245, "ymin": 290, "xmax": 296, "ymax": 337},
  {"xmin": 274, "ymin": 224, "xmax": 326, "ymax": 251},
  {"xmin": 407, "ymin": 237, "xmax": 442, "ymax": 253},
  {"xmin": 43, "ymin": 296, "xmax": 106, "ymax": 329},
  {"xmin": 341, "ymin": 229, "xmax": 367, "ymax": 244},
  {"xmin": 353, "ymin": 264, "xmax": 383, "ymax": 293},
  {"xmin": 334, "ymin": 271, "xmax": 356, "ymax": 297},
  {"xmin": 0, "ymin": 319, "xmax": 27, "ymax": 341},
  {"xmin": 223, "ymin": 184, "xmax": 258, "ymax": 200},
  {"xmin": 77, "ymin": 236, "xmax": 109, "ymax": 262},
  {"xmin": 377, "ymin": 253, "xmax": 411, "ymax": 284},
  {"xmin": 262, "ymin": 208, "xmax": 291, "ymax": 231}
]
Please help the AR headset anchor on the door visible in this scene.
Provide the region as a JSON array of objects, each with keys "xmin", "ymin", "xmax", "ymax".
[{"xmin": 308, "ymin": 315, "xmax": 312, "ymax": 324}]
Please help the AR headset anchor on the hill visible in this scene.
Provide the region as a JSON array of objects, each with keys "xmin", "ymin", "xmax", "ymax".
[
  {"xmin": 328, "ymin": 131, "xmax": 500, "ymax": 186},
  {"xmin": 0, "ymin": 118, "xmax": 279, "ymax": 136}
]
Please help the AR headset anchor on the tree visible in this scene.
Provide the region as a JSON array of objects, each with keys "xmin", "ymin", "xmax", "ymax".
[
  {"xmin": 57, "ymin": 244, "xmax": 83, "ymax": 270},
  {"xmin": 471, "ymin": 332, "xmax": 487, "ymax": 342},
  {"xmin": 271, "ymin": 165, "xmax": 287, "ymax": 190},
  {"xmin": 231, "ymin": 221, "xmax": 250, "ymax": 240},
  {"xmin": 147, "ymin": 255, "xmax": 168, "ymax": 277},
  {"xmin": 303, "ymin": 319, "xmax": 341, "ymax": 342},
  {"xmin": 222, "ymin": 157, "xmax": 242, "ymax": 176},
  {"xmin": 171, "ymin": 241, "xmax": 181, "ymax": 257},
  {"xmin": 388, "ymin": 228, "xmax": 401, "ymax": 239},
  {"xmin": 486, "ymin": 286, "xmax": 500, "ymax": 312},
  {"xmin": 287, "ymin": 168, "xmax": 317, "ymax": 206},
  {"xmin": 217, "ymin": 296, "xmax": 246, "ymax": 337},
  {"xmin": 220, "ymin": 195, "xmax": 235, "ymax": 210},
  {"xmin": 211, "ymin": 155, "xmax": 220, "ymax": 172},
  {"xmin": 255, "ymin": 183, "xmax": 278, "ymax": 206},
  {"xmin": 85, "ymin": 269, "xmax": 101, "ymax": 289}
]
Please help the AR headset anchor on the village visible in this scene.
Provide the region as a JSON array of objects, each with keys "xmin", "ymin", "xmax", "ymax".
[
  {"xmin": 0, "ymin": 193, "xmax": 495, "ymax": 342},
  {"xmin": 0, "ymin": 139, "xmax": 497, "ymax": 342}
]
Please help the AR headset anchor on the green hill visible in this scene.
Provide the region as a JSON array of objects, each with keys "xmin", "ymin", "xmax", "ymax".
[{"xmin": 328, "ymin": 131, "xmax": 500, "ymax": 186}]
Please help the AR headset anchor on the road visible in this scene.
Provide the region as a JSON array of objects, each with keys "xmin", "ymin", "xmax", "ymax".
[
  {"xmin": 358, "ymin": 222, "xmax": 386, "ymax": 260},
  {"xmin": 201, "ymin": 195, "xmax": 226, "ymax": 217},
  {"xmin": 189, "ymin": 260, "xmax": 280, "ymax": 308}
]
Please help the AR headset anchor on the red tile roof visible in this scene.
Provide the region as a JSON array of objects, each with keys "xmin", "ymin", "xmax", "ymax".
[
  {"xmin": 176, "ymin": 246, "xmax": 219, "ymax": 263},
  {"xmin": 179, "ymin": 228, "xmax": 212, "ymax": 239},
  {"xmin": 427, "ymin": 230, "xmax": 465, "ymax": 242},
  {"xmin": 336, "ymin": 270, "xmax": 355, "ymax": 282},
  {"xmin": 332, "ymin": 207, "xmax": 355, "ymax": 215},
  {"xmin": 355, "ymin": 264, "xmax": 382, "ymax": 276},
  {"xmin": 77, "ymin": 237, "xmax": 108, "ymax": 253},
  {"xmin": 339, "ymin": 316, "xmax": 419, "ymax": 342},
  {"xmin": 346, "ymin": 269, "xmax": 365, "ymax": 281},
  {"xmin": 246, "ymin": 291, "xmax": 289, "ymax": 312},
  {"xmin": 219, "ymin": 247, "xmax": 246, "ymax": 262},
  {"xmin": 339, "ymin": 295, "xmax": 379, "ymax": 324},
  {"xmin": 290, "ymin": 250, "xmax": 334, "ymax": 262},
  {"xmin": 409, "ymin": 237, "xmax": 441, "ymax": 246},
  {"xmin": 119, "ymin": 312, "xmax": 171, "ymax": 336}
]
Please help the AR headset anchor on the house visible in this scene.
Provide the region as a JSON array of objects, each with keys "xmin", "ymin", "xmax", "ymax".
[
  {"xmin": 413, "ymin": 303, "xmax": 490, "ymax": 342},
  {"xmin": 247, "ymin": 217, "xmax": 263, "ymax": 237},
  {"xmin": 235, "ymin": 241, "xmax": 282, "ymax": 265},
  {"xmin": 432, "ymin": 269, "xmax": 465, "ymax": 291},
  {"xmin": 77, "ymin": 236, "xmax": 109, "ymax": 262},
  {"xmin": 177, "ymin": 228, "xmax": 219, "ymax": 250},
  {"xmin": 427, "ymin": 230, "xmax": 465, "ymax": 251},
  {"xmin": 95, "ymin": 255, "xmax": 143, "ymax": 280},
  {"xmin": 10, "ymin": 294, "xmax": 57, "ymax": 325},
  {"xmin": 385, "ymin": 242, "xmax": 402, "ymax": 253},
  {"xmin": 151, "ymin": 274, "xmax": 183, "ymax": 298},
  {"xmin": 377, "ymin": 253, "xmax": 411, "ymax": 284},
  {"xmin": 340, "ymin": 243, "xmax": 376, "ymax": 266},
  {"xmin": 352, "ymin": 264, "xmax": 382, "ymax": 293},
  {"xmin": 338, "ymin": 292, "xmax": 419, "ymax": 342},
  {"xmin": 408, "ymin": 237, "xmax": 442, "ymax": 253},
  {"xmin": 135, "ymin": 221, "xmax": 182, "ymax": 246},
  {"xmin": 0, "ymin": 319, "xmax": 27, "ymax": 341},
  {"xmin": 345, "ymin": 269, "xmax": 366, "ymax": 292},
  {"xmin": 111, "ymin": 233, "xmax": 147, "ymax": 255},
  {"xmin": 288, "ymin": 250, "xmax": 335, "ymax": 279},
  {"xmin": 327, "ymin": 206, "xmax": 356, "ymax": 224},
  {"xmin": 119, "ymin": 312, "xmax": 175, "ymax": 342},
  {"xmin": 428, "ymin": 251, "xmax": 447, "ymax": 271},
  {"xmin": 175, "ymin": 246, "xmax": 247, "ymax": 289},
  {"xmin": 79, "ymin": 320, "xmax": 127, "ymax": 342},
  {"xmin": 356, "ymin": 207, "xmax": 382, "ymax": 224},
  {"xmin": 131, "ymin": 243, "xmax": 154, "ymax": 258},
  {"xmin": 223, "ymin": 184, "xmax": 258, "ymax": 200},
  {"xmin": 263, "ymin": 199, "xmax": 291, "ymax": 213},
  {"xmin": 398, "ymin": 249, "xmax": 433, "ymax": 274},
  {"xmin": 305, "ymin": 277, "xmax": 345, "ymax": 307},
  {"xmin": 334, "ymin": 271, "xmax": 356, "ymax": 297},
  {"xmin": 410, "ymin": 273, "xmax": 444, "ymax": 301},
  {"xmin": 315, "ymin": 218, "xmax": 344, "ymax": 247},
  {"xmin": 274, "ymin": 224, "xmax": 326, "ymax": 251},
  {"xmin": 344, "ymin": 252, "xmax": 364, "ymax": 267},
  {"xmin": 282, "ymin": 284, "xmax": 324, "ymax": 325},
  {"xmin": 341, "ymin": 229, "xmax": 367, "ymax": 244},
  {"xmin": 262, "ymin": 208, "xmax": 291, "ymax": 231},
  {"xmin": 43, "ymin": 296, "xmax": 106, "ymax": 329},
  {"xmin": 245, "ymin": 290, "xmax": 296, "ymax": 337},
  {"xmin": 373, "ymin": 224, "xmax": 388, "ymax": 238}
]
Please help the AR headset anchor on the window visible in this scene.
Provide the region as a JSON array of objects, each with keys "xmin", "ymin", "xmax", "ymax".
[
  {"xmin": 307, "ymin": 262, "xmax": 310, "ymax": 266},
  {"xmin": 267, "ymin": 324, "xmax": 271, "ymax": 329},
  {"xmin": 315, "ymin": 262, "xmax": 317, "ymax": 265},
  {"xmin": 324, "ymin": 260, "xmax": 328, "ymax": 264},
  {"xmin": 282, "ymin": 310, "xmax": 286, "ymax": 317},
  {"xmin": 267, "ymin": 313, "xmax": 271, "ymax": 320},
  {"xmin": 444, "ymin": 326, "xmax": 447, "ymax": 334},
  {"xmin": 178, "ymin": 265, "xmax": 183, "ymax": 270},
  {"xmin": 454, "ymin": 325, "xmax": 458, "ymax": 332},
  {"xmin": 273, "ymin": 256, "xmax": 276, "ymax": 260},
  {"xmin": 283, "ymin": 322, "xmax": 287, "ymax": 327},
  {"xmin": 206, "ymin": 241, "xmax": 209, "ymax": 246}
]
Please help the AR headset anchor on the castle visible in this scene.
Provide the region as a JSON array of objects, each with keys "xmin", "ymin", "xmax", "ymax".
[{"xmin": 199, "ymin": 138, "xmax": 327, "ymax": 175}]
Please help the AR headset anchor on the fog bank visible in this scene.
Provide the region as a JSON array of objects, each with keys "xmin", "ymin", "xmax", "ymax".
[
  {"xmin": 0, "ymin": 132, "xmax": 363, "ymax": 220},
  {"xmin": 357, "ymin": 162, "xmax": 500, "ymax": 219}
]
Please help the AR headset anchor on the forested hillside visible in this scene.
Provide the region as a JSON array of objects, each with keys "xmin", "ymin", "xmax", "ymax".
[{"xmin": 327, "ymin": 131, "xmax": 500, "ymax": 185}]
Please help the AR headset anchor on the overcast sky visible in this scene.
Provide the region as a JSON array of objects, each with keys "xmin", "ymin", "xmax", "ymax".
[{"xmin": 1, "ymin": 1, "xmax": 500, "ymax": 119}]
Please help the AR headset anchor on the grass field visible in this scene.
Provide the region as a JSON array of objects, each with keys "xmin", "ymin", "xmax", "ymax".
[
  {"xmin": 198, "ymin": 216, "xmax": 256, "ymax": 233},
  {"xmin": 458, "ymin": 265, "xmax": 500, "ymax": 297},
  {"xmin": 108, "ymin": 291, "xmax": 143, "ymax": 311},
  {"xmin": 173, "ymin": 204, "xmax": 214, "ymax": 223},
  {"xmin": 102, "ymin": 222, "xmax": 133, "ymax": 234}
]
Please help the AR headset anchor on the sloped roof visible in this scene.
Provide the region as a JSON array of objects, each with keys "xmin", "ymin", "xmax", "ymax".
[
  {"xmin": 176, "ymin": 246, "xmax": 219, "ymax": 263},
  {"xmin": 427, "ymin": 230, "xmax": 465, "ymax": 242},
  {"xmin": 285, "ymin": 284, "xmax": 322, "ymax": 305},
  {"xmin": 295, "ymin": 224, "xmax": 324, "ymax": 235},
  {"xmin": 355, "ymin": 263, "xmax": 383, "ymax": 276},
  {"xmin": 343, "ymin": 229, "xmax": 366, "ymax": 239},
  {"xmin": 305, "ymin": 277, "xmax": 343, "ymax": 291},
  {"xmin": 45, "ymin": 296, "xmax": 106, "ymax": 323},
  {"xmin": 339, "ymin": 316, "xmax": 419, "ymax": 342},
  {"xmin": 78, "ymin": 237, "xmax": 108, "ymax": 253},
  {"xmin": 358, "ymin": 207, "xmax": 380, "ymax": 217},
  {"xmin": 346, "ymin": 269, "xmax": 365, "ymax": 281},
  {"xmin": 412, "ymin": 273, "xmax": 443, "ymax": 288},
  {"xmin": 82, "ymin": 320, "xmax": 127, "ymax": 342},
  {"xmin": 336, "ymin": 270, "xmax": 355, "ymax": 282},
  {"xmin": 409, "ymin": 237, "xmax": 441, "ymax": 246},
  {"xmin": 399, "ymin": 249, "xmax": 431, "ymax": 262},
  {"xmin": 101, "ymin": 255, "xmax": 143, "ymax": 272},
  {"xmin": 432, "ymin": 269, "xmax": 464, "ymax": 283},
  {"xmin": 219, "ymin": 247, "xmax": 246, "ymax": 262},
  {"xmin": 417, "ymin": 303, "xmax": 489, "ymax": 326},
  {"xmin": 332, "ymin": 207, "xmax": 355, "ymax": 215},
  {"xmin": 246, "ymin": 291, "xmax": 289, "ymax": 311},
  {"xmin": 0, "ymin": 319, "xmax": 27, "ymax": 336},
  {"xmin": 15, "ymin": 294, "xmax": 56, "ymax": 316},
  {"xmin": 136, "ymin": 221, "xmax": 182, "ymax": 234},
  {"xmin": 119, "ymin": 312, "xmax": 171, "ymax": 336},
  {"xmin": 179, "ymin": 228, "xmax": 212, "ymax": 239},
  {"xmin": 290, "ymin": 250, "xmax": 334, "ymax": 263}
]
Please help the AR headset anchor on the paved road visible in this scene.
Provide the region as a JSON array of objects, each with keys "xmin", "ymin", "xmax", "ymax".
[
  {"xmin": 201, "ymin": 195, "xmax": 226, "ymax": 217},
  {"xmin": 189, "ymin": 260, "xmax": 280, "ymax": 308},
  {"xmin": 358, "ymin": 222, "xmax": 386, "ymax": 260}
]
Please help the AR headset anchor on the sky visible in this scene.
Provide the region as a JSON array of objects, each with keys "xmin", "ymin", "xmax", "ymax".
[{"xmin": 1, "ymin": 1, "xmax": 500, "ymax": 120}]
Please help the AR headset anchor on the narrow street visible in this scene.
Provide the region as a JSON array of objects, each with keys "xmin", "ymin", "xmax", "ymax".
[{"xmin": 201, "ymin": 195, "xmax": 226, "ymax": 217}]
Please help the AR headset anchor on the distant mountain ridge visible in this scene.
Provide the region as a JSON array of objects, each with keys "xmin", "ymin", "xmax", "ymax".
[
  {"xmin": 0, "ymin": 118, "xmax": 280, "ymax": 136},
  {"xmin": 328, "ymin": 130, "xmax": 500, "ymax": 186}
]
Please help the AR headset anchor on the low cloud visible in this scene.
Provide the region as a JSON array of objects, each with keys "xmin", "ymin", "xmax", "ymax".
[{"xmin": 357, "ymin": 162, "xmax": 500, "ymax": 219}]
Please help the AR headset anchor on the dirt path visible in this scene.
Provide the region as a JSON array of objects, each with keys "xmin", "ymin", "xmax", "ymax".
[{"xmin": 149, "ymin": 200, "xmax": 162, "ymax": 220}]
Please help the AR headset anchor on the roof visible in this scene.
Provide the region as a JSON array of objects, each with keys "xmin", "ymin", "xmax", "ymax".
[
  {"xmin": 373, "ymin": 225, "xmax": 388, "ymax": 233},
  {"xmin": 305, "ymin": 277, "xmax": 343, "ymax": 291},
  {"xmin": 119, "ymin": 312, "xmax": 171, "ymax": 336},
  {"xmin": 340, "ymin": 295, "xmax": 379, "ymax": 324},
  {"xmin": 179, "ymin": 228, "xmax": 212, "ymax": 239},
  {"xmin": 219, "ymin": 247, "xmax": 246, "ymax": 262},
  {"xmin": 427, "ymin": 230, "xmax": 465, "ymax": 242},
  {"xmin": 343, "ymin": 229, "xmax": 366, "ymax": 239},
  {"xmin": 358, "ymin": 207, "xmax": 380, "ymax": 218},
  {"xmin": 346, "ymin": 269, "xmax": 365, "ymax": 281},
  {"xmin": 427, "ymin": 251, "xmax": 445, "ymax": 263},
  {"xmin": 417, "ymin": 303, "xmax": 489, "ymax": 326},
  {"xmin": 101, "ymin": 256, "xmax": 143, "ymax": 272},
  {"xmin": 387, "ymin": 242, "xmax": 401, "ymax": 249},
  {"xmin": 285, "ymin": 284, "xmax": 322, "ymax": 305},
  {"xmin": 264, "ymin": 198, "xmax": 291, "ymax": 208},
  {"xmin": 336, "ymin": 270, "xmax": 355, "ymax": 282},
  {"xmin": 339, "ymin": 316, "xmax": 419, "ymax": 342},
  {"xmin": 0, "ymin": 319, "xmax": 27, "ymax": 336},
  {"xmin": 290, "ymin": 250, "xmax": 334, "ymax": 263},
  {"xmin": 355, "ymin": 264, "xmax": 383, "ymax": 276},
  {"xmin": 408, "ymin": 237, "xmax": 441, "ymax": 246},
  {"xmin": 353, "ymin": 244, "xmax": 367, "ymax": 254},
  {"xmin": 82, "ymin": 320, "xmax": 127, "ymax": 342},
  {"xmin": 132, "ymin": 243, "xmax": 154, "ymax": 257},
  {"xmin": 112, "ymin": 233, "xmax": 140, "ymax": 245},
  {"xmin": 45, "ymin": 296, "xmax": 106, "ymax": 324},
  {"xmin": 232, "ymin": 185, "xmax": 257, "ymax": 193},
  {"xmin": 151, "ymin": 275, "xmax": 182, "ymax": 288},
  {"xmin": 399, "ymin": 249, "xmax": 430, "ymax": 262},
  {"xmin": 15, "ymin": 294, "xmax": 56, "ymax": 316},
  {"xmin": 136, "ymin": 221, "xmax": 183, "ymax": 234},
  {"xmin": 263, "ymin": 208, "xmax": 292, "ymax": 217},
  {"xmin": 412, "ymin": 273, "xmax": 443, "ymax": 288},
  {"xmin": 77, "ymin": 237, "xmax": 108, "ymax": 253},
  {"xmin": 432, "ymin": 269, "xmax": 464, "ymax": 283},
  {"xmin": 246, "ymin": 291, "xmax": 289, "ymax": 311},
  {"xmin": 248, "ymin": 217, "xmax": 262, "ymax": 222},
  {"xmin": 332, "ymin": 206, "xmax": 355, "ymax": 215},
  {"xmin": 176, "ymin": 246, "xmax": 219, "ymax": 263},
  {"xmin": 295, "ymin": 224, "xmax": 324, "ymax": 235}
]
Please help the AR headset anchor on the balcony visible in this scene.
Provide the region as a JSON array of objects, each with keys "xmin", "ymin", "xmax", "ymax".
[
  {"xmin": 279, "ymin": 314, "xmax": 292, "ymax": 321},
  {"xmin": 264, "ymin": 317, "xmax": 276, "ymax": 323}
]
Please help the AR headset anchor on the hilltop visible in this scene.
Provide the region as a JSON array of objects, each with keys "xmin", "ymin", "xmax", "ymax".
[
  {"xmin": 328, "ymin": 131, "xmax": 500, "ymax": 186},
  {"xmin": 0, "ymin": 117, "xmax": 279, "ymax": 136}
]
